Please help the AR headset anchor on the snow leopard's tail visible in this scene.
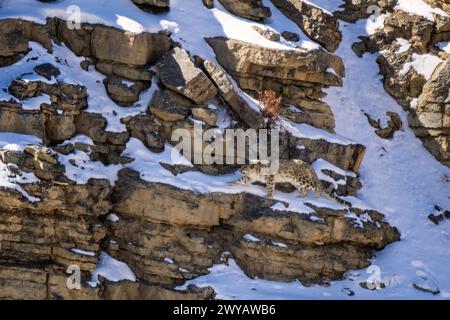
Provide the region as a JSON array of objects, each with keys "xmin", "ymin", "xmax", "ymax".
[{"xmin": 323, "ymin": 184, "xmax": 352, "ymax": 208}]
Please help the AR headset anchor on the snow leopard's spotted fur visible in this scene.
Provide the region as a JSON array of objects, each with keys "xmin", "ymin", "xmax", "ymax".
[{"xmin": 232, "ymin": 159, "xmax": 351, "ymax": 208}]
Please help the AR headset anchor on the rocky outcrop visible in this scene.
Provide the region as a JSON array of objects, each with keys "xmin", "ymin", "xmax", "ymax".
[
  {"xmin": 270, "ymin": 0, "xmax": 342, "ymax": 52},
  {"xmin": 148, "ymin": 89, "xmax": 193, "ymax": 122},
  {"xmin": 107, "ymin": 169, "xmax": 399, "ymax": 286},
  {"xmin": 206, "ymin": 37, "xmax": 344, "ymax": 132},
  {"xmin": 351, "ymin": 7, "xmax": 450, "ymax": 167},
  {"xmin": 103, "ymin": 76, "xmax": 149, "ymax": 106},
  {"xmin": 218, "ymin": 0, "xmax": 271, "ymax": 21},
  {"xmin": 0, "ymin": 10, "xmax": 401, "ymax": 299},
  {"xmin": 0, "ymin": 19, "xmax": 52, "ymax": 67},
  {"xmin": 409, "ymin": 61, "xmax": 450, "ymax": 167}
]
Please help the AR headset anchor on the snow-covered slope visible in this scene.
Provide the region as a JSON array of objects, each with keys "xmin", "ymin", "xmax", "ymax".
[{"xmin": 0, "ymin": 0, "xmax": 449, "ymax": 299}]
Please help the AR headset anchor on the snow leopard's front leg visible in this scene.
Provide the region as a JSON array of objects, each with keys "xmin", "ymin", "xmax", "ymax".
[{"xmin": 264, "ymin": 175, "xmax": 275, "ymax": 201}]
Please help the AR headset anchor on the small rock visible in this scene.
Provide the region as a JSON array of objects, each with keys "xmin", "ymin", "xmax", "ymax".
[
  {"xmin": 412, "ymin": 281, "xmax": 440, "ymax": 295},
  {"xmin": 252, "ymin": 26, "xmax": 281, "ymax": 42},
  {"xmin": 202, "ymin": 0, "xmax": 214, "ymax": 9},
  {"xmin": 80, "ymin": 59, "xmax": 94, "ymax": 71},
  {"xmin": 342, "ymin": 288, "xmax": 355, "ymax": 296},
  {"xmin": 34, "ymin": 63, "xmax": 61, "ymax": 80},
  {"xmin": 281, "ymin": 31, "xmax": 300, "ymax": 42}
]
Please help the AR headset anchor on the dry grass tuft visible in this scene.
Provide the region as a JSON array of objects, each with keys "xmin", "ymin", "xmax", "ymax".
[{"xmin": 259, "ymin": 90, "xmax": 282, "ymax": 120}]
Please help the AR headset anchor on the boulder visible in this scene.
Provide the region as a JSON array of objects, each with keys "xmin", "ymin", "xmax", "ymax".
[
  {"xmin": 270, "ymin": 0, "xmax": 342, "ymax": 52},
  {"xmin": 206, "ymin": 37, "xmax": 344, "ymax": 86},
  {"xmin": 49, "ymin": 18, "xmax": 171, "ymax": 66},
  {"xmin": 91, "ymin": 25, "xmax": 171, "ymax": 66},
  {"xmin": 334, "ymin": 0, "xmax": 398, "ymax": 22},
  {"xmin": 218, "ymin": 0, "xmax": 271, "ymax": 21},
  {"xmin": 0, "ymin": 19, "xmax": 52, "ymax": 67},
  {"xmin": 202, "ymin": 0, "xmax": 214, "ymax": 9},
  {"xmin": 95, "ymin": 61, "xmax": 153, "ymax": 82},
  {"xmin": 203, "ymin": 60, "xmax": 267, "ymax": 129},
  {"xmin": 148, "ymin": 89, "xmax": 193, "ymax": 122},
  {"xmin": 192, "ymin": 107, "xmax": 218, "ymax": 126},
  {"xmin": 156, "ymin": 48, "xmax": 218, "ymax": 104},
  {"xmin": 281, "ymin": 31, "xmax": 300, "ymax": 42},
  {"xmin": 124, "ymin": 114, "xmax": 165, "ymax": 151},
  {"xmin": 0, "ymin": 19, "xmax": 29, "ymax": 57},
  {"xmin": 103, "ymin": 76, "xmax": 147, "ymax": 106}
]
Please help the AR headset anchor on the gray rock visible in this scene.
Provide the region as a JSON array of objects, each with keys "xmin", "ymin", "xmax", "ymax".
[
  {"xmin": 34, "ymin": 63, "xmax": 61, "ymax": 80},
  {"xmin": 281, "ymin": 31, "xmax": 300, "ymax": 42},
  {"xmin": 218, "ymin": 0, "xmax": 271, "ymax": 21},
  {"xmin": 270, "ymin": 0, "xmax": 342, "ymax": 52},
  {"xmin": 156, "ymin": 48, "xmax": 218, "ymax": 104},
  {"xmin": 103, "ymin": 76, "xmax": 147, "ymax": 106}
]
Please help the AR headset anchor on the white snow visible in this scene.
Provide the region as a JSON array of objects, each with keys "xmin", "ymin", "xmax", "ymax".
[
  {"xmin": 181, "ymin": 1, "xmax": 450, "ymax": 300},
  {"xmin": 1, "ymin": 0, "xmax": 450, "ymax": 300},
  {"xmin": 164, "ymin": 257, "xmax": 175, "ymax": 264},
  {"xmin": 280, "ymin": 119, "xmax": 356, "ymax": 145},
  {"xmin": 58, "ymin": 138, "xmax": 122, "ymax": 185},
  {"xmin": 106, "ymin": 213, "xmax": 120, "ymax": 222},
  {"xmin": 312, "ymin": 158, "xmax": 356, "ymax": 189},
  {"xmin": 71, "ymin": 248, "xmax": 96, "ymax": 257},
  {"xmin": 438, "ymin": 41, "xmax": 450, "ymax": 54},
  {"xmin": 243, "ymin": 234, "xmax": 261, "ymax": 243},
  {"xmin": 396, "ymin": 38, "xmax": 412, "ymax": 54},
  {"xmin": 401, "ymin": 53, "xmax": 443, "ymax": 80},
  {"xmin": 89, "ymin": 251, "xmax": 136, "ymax": 286},
  {"xmin": 271, "ymin": 241, "xmax": 288, "ymax": 248},
  {"xmin": 396, "ymin": 0, "xmax": 449, "ymax": 21}
]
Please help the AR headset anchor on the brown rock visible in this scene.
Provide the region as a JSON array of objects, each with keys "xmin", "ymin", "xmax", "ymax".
[
  {"xmin": 148, "ymin": 89, "xmax": 192, "ymax": 122},
  {"xmin": 218, "ymin": 0, "xmax": 271, "ymax": 21},
  {"xmin": 270, "ymin": 0, "xmax": 342, "ymax": 52}
]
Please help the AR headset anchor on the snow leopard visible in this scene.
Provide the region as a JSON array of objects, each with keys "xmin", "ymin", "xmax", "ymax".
[{"xmin": 231, "ymin": 159, "xmax": 352, "ymax": 208}]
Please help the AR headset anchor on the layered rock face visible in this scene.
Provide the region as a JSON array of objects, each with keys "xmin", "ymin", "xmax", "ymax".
[
  {"xmin": 409, "ymin": 62, "xmax": 450, "ymax": 166},
  {"xmin": 351, "ymin": 2, "xmax": 450, "ymax": 167},
  {"xmin": 108, "ymin": 169, "xmax": 399, "ymax": 286},
  {"xmin": 0, "ymin": 0, "xmax": 402, "ymax": 300},
  {"xmin": 206, "ymin": 37, "xmax": 344, "ymax": 132}
]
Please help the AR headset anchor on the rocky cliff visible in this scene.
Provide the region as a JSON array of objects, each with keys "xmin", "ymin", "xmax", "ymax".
[{"xmin": 0, "ymin": 0, "xmax": 448, "ymax": 300}]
